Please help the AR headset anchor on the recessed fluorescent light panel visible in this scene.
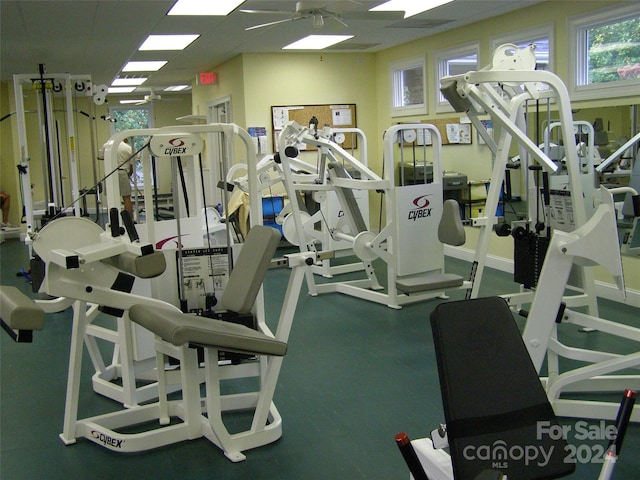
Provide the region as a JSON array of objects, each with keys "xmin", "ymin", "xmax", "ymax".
[
  {"xmin": 139, "ymin": 34, "xmax": 199, "ymax": 51},
  {"xmin": 283, "ymin": 35, "xmax": 354, "ymax": 50},
  {"xmin": 112, "ymin": 77, "xmax": 147, "ymax": 86},
  {"xmin": 108, "ymin": 86, "xmax": 137, "ymax": 94},
  {"xmin": 122, "ymin": 61, "xmax": 168, "ymax": 72},
  {"xmin": 167, "ymin": 0, "xmax": 244, "ymax": 15},
  {"xmin": 370, "ymin": 0, "xmax": 454, "ymax": 18},
  {"xmin": 164, "ymin": 85, "xmax": 190, "ymax": 92}
]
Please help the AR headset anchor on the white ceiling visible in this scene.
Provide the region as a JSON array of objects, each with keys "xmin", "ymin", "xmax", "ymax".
[{"xmin": 1, "ymin": 0, "xmax": 543, "ymax": 97}]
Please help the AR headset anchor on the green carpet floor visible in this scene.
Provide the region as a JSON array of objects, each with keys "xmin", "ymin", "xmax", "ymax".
[{"xmin": 2, "ymin": 236, "xmax": 639, "ymax": 479}]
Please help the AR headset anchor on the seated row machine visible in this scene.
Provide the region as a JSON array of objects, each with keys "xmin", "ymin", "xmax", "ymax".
[{"xmin": 1, "ymin": 217, "xmax": 309, "ymax": 461}]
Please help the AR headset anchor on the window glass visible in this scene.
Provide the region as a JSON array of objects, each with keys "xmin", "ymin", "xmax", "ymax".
[
  {"xmin": 109, "ymin": 106, "xmax": 152, "ymax": 187},
  {"xmin": 395, "ymin": 65, "xmax": 424, "ymax": 107},
  {"xmin": 570, "ymin": 4, "xmax": 640, "ymax": 100},
  {"xmin": 584, "ymin": 16, "xmax": 640, "ymax": 85},
  {"xmin": 390, "ymin": 56, "xmax": 427, "ymax": 117},
  {"xmin": 435, "ymin": 44, "xmax": 478, "ymax": 112}
]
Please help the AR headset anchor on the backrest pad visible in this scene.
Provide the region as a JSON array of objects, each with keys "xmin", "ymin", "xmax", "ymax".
[{"xmin": 430, "ymin": 297, "xmax": 575, "ymax": 480}]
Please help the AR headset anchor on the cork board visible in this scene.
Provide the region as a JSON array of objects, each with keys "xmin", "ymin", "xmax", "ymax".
[
  {"xmin": 423, "ymin": 118, "xmax": 472, "ymax": 145},
  {"xmin": 272, "ymin": 104, "xmax": 357, "ymax": 150}
]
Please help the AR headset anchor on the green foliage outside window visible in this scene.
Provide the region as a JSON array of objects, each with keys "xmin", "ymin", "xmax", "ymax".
[
  {"xmin": 588, "ymin": 16, "xmax": 640, "ymax": 84},
  {"xmin": 112, "ymin": 109, "xmax": 149, "ymax": 154},
  {"xmin": 111, "ymin": 108, "xmax": 150, "ymax": 185}
]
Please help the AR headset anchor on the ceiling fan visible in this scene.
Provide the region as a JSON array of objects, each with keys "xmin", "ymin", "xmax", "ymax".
[
  {"xmin": 119, "ymin": 91, "xmax": 169, "ymax": 105},
  {"xmin": 241, "ymin": 1, "xmax": 402, "ymax": 31}
]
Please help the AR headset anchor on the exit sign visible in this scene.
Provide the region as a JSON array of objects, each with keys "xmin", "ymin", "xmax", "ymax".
[{"xmin": 198, "ymin": 72, "xmax": 218, "ymax": 85}]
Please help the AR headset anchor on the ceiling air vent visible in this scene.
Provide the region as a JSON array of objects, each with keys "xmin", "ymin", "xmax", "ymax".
[
  {"xmin": 326, "ymin": 43, "xmax": 381, "ymax": 51},
  {"xmin": 386, "ymin": 19, "xmax": 453, "ymax": 29}
]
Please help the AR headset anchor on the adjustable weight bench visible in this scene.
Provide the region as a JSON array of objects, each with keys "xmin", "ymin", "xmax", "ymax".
[{"xmin": 412, "ymin": 296, "xmax": 575, "ymax": 480}]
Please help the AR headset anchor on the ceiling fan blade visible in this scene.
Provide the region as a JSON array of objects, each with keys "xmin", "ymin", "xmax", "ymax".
[
  {"xmin": 330, "ymin": 14, "xmax": 348, "ymax": 28},
  {"xmin": 239, "ymin": 9, "xmax": 292, "ymax": 15},
  {"xmin": 245, "ymin": 16, "xmax": 298, "ymax": 31}
]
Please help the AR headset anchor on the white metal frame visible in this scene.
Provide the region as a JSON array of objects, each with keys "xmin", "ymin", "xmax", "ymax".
[
  {"xmin": 276, "ymin": 121, "xmax": 470, "ymax": 309},
  {"xmin": 522, "ymin": 186, "xmax": 640, "ymax": 422},
  {"xmin": 281, "ymin": 127, "xmax": 372, "ymax": 278},
  {"xmin": 35, "ymin": 124, "xmax": 264, "ymax": 409},
  {"xmin": 13, "ymin": 69, "xmax": 92, "ymax": 236},
  {"xmin": 441, "ymin": 44, "xmax": 599, "ymax": 318},
  {"xmin": 411, "ymin": 190, "xmax": 637, "ymax": 480},
  {"xmin": 31, "ymin": 215, "xmax": 309, "ymax": 461},
  {"xmin": 544, "ymin": 120, "xmax": 599, "ymax": 226},
  {"xmin": 27, "ymin": 123, "xmax": 311, "ymax": 460}
]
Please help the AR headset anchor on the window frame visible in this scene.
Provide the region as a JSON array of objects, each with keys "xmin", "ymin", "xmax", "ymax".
[
  {"xmin": 434, "ymin": 42, "xmax": 479, "ymax": 113},
  {"xmin": 389, "ymin": 55, "xmax": 427, "ymax": 117},
  {"xmin": 569, "ymin": 3, "xmax": 640, "ymax": 101},
  {"xmin": 108, "ymin": 104, "xmax": 154, "ymax": 187}
]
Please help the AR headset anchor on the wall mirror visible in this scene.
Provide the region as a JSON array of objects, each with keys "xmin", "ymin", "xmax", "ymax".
[{"xmin": 502, "ymin": 103, "xmax": 639, "ymax": 256}]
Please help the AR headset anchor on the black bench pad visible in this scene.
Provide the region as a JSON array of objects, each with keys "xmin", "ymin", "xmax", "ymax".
[{"xmin": 430, "ymin": 297, "xmax": 575, "ymax": 480}]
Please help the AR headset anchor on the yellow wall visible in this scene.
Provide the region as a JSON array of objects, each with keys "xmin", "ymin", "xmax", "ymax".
[
  {"xmin": 369, "ymin": 0, "xmax": 640, "ymax": 295},
  {"xmin": 1, "ymin": 1, "xmax": 638, "ymax": 296},
  {"xmin": 191, "ymin": 54, "xmax": 246, "ymax": 126},
  {"xmin": 191, "ymin": 0, "xmax": 639, "ymax": 296},
  {"xmin": 240, "ymin": 52, "xmax": 378, "ymax": 154},
  {"xmin": 1, "ymin": 83, "xmax": 18, "ymax": 224},
  {"xmin": 0, "ymin": 79, "xmax": 191, "ymax": 219}
]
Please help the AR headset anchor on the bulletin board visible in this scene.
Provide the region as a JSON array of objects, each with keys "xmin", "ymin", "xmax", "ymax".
[
  {"xmin": 422, "ymin": 118, "xmax": 472, "ymax": 145},
  {"xmin": 271, "ymin": 104, "xmax": 357, "ymax": 150}
]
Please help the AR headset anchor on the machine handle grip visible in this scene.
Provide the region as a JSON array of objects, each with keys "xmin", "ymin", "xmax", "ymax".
[
  {"xmin": 120, "ymin": 210, "xmax": 139, "ymax": 242},
  {"xmin": 632, "ymin": 195, "xmax": 640, "ymax": 217},
  {"xmin": 395, "ymin": 432, "xmax": 430, "ymax": 480},
  {"xmin": 109, "ymin": 208, "xmax": 120, "ymax": 237},
  {"xmin": 609, "ymin": 389, "xmax": 637, "ymax": 456}
]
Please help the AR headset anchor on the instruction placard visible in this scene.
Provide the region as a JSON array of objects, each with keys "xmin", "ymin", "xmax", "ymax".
[{"xmin": 177, "ymin": 247, "xmax": 230, "ymax": 313}]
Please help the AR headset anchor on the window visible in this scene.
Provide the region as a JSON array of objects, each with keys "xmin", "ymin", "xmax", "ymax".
[
  {"xmin": 569, "ymin": 4, "xmax": 640, "ymax": 100},
  {"xmin": 491, "ymin": 24, "xmax": 553, "ymax": 72},
  {"xmin": 390, "ymin": 56, "xmax": 427, "ymax": 117},
  {"xmin": 109, "ymin": 106, "xmax": 153, "ymax": 187},
  {"xmin": 435, "ymin": 43, "xmax": 479, "ymax": 112}
]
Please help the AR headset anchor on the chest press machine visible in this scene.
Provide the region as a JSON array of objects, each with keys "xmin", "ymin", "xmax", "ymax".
[{"xmin": 276, "ymin": 121, "xmax": 469, "ymax": 309}]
